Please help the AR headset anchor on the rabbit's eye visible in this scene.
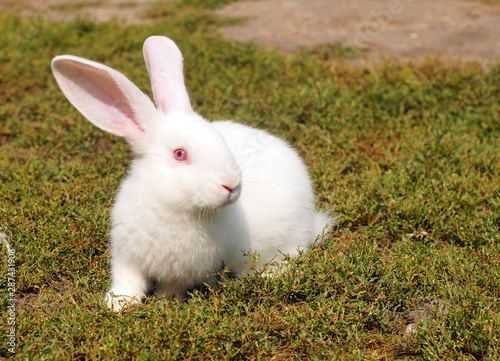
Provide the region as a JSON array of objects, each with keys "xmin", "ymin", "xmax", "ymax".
[{"xmin": 173, "ymin": 148, "xmax": 188, "ymax": 162}]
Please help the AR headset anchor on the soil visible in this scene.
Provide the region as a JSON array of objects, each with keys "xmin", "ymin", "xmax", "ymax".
[
  {"xmin": 2, "ymin": 0, "xmax": 500, "ymax": 64},
  {"xmin": 0, "ymin": 0, "xmax": 158, "ymax": 24},
  {"xmin": 217, "ymin": 0, "xmax": 500, "ymax": 65}
]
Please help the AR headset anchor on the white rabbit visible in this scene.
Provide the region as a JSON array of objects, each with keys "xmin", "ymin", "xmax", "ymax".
[{"xmin": 51, "ymin": 36, "xmax": 333, "ymax": 311}]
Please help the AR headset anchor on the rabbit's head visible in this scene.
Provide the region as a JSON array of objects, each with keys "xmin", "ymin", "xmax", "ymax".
[{"xmin": 52, "ymin": 36, "xmax": 241, "ymax": 213}]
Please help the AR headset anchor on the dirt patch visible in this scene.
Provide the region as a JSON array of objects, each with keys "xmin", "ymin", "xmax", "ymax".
[
  {"xmin": 216, "ymin": 0, "xmax": 500, "ymax": 65},
  {"xmin": 2, "ymin": 0, "xmax": 500, "ymax": 64},
  {"xmin": 0, "ymin": 0, "xmax": 159, "ymax": 24}
]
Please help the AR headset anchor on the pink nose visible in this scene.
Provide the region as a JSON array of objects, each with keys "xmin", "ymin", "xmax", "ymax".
[{"xmin": 222, "ymin": 184, "xmax": 234, "ymax": 193}]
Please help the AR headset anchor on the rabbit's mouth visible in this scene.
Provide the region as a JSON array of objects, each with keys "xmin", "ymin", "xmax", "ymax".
[
  {"xmin": 219, "ymin": 183, "xmax": 241, "ymax": 208},
  {"xmin": 193, "ymin": 181, "xmax": 242, "ymax": 212}
]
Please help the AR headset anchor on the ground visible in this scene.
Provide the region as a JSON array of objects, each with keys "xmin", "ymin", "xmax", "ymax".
[{"xmin": 2, "ymin": 0, "xmax": 500, "ymax": 65}]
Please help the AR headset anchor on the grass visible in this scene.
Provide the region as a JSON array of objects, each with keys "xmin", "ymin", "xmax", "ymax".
[
  {"xmin": 298, "ymin": 42, "xmax": 368, "ymax": 61},
  {"xmin": 1, "ymin": 0, "xmax": 500, "ymax": 359}
]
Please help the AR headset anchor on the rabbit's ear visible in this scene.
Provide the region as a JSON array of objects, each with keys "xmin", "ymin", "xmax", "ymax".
[
  {"xmin": 52, "ymin": 55, "xmax": 158, "ymax": 150},
  {"xmin": 143, "ymin": 36, "xmax": 192, "ymax": 113}
]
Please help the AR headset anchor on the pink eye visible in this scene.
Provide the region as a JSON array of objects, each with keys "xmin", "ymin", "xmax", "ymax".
[{"xmin": 173, "ymin": 148, "xmax": 188, "ymax": 162}]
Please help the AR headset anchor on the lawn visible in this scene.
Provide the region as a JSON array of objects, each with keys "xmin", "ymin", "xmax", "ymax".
[{"xmin": 1, "ymin": 0, "xmax": 499, "ymax": 359}]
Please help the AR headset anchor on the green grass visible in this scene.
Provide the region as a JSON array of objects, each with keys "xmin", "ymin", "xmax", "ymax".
[
  {"xmin": 1, "ymin": 1, "xmax": 500, "ymax": 359},
  {"xmin": 298, "ymin": 42, "xmax": 368, "ymax": 61}
]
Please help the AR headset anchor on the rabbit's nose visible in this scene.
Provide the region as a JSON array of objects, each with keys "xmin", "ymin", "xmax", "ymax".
[
  {"xmin": 222, "ymin": 184, "xmax": 235, "ymax": 193},
  {"xmin": 221, "ymin": 182, "xmax": 242, "ymax": 203},
  {"xmin": 222, "ymin": 182, "xmax": 241, "ymax": 193},
  {"xmin": 219, "ymin": 172, "xmax": 241, "ymax": 193}
]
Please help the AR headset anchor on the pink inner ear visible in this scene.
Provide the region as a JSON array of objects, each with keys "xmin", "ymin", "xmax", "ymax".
[
  {"xmin": 143, "ymin": 36, "xmax": 192, "ymax": 113},
  {"xmin": 65, "ymin": 61, "xmax": 144, "ymax": 135},
  {"xmin": 52, "ymin": 56, "xmax": 151, "ymax": 140},
  {"xmin": 80, "ymin": 67, "xmax": 139, "ymax": 127}
]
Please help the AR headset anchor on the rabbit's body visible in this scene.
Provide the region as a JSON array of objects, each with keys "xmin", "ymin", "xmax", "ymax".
[
  {"xmin": 109, "ymin": 118, "xmax": 326, "ymax": 305},
  {"xmin": 51, "ymin": 36, "xmax": 333, "ymax": 311}
]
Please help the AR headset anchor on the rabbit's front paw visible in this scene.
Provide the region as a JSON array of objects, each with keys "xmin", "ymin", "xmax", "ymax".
[{"xmin": 105, "ymin": 291, "xmax": 142, "ymax": 312}]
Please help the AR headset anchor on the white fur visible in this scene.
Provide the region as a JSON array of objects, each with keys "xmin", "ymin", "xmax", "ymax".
[{"xmin": 52, "ymin": 36, "xmax": 333, "ymax": 311}]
